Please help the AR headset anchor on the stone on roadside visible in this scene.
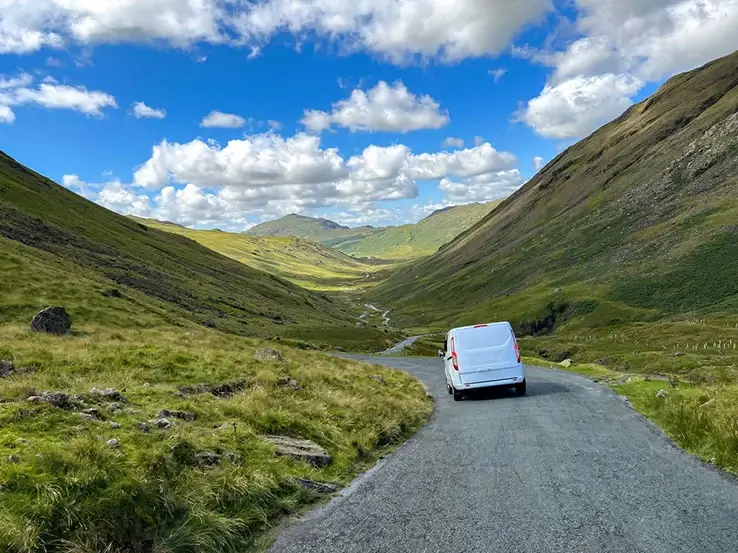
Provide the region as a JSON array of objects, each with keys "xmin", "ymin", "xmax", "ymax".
[
  {"xmin": 656, "ymin": 389, "xmax": 668, "ymax": 399},
  {"xmin": 254, "ymin": 348, "xmax": 284, "ymax": 362},
  {"xmin": 26, "ymin": 391, "xmax": 74, "ymax": 410},
  {"xmin": 30, "ymin": 306, "xmax": 72, "ymax": 335},
  {"xmin": 264, "ymin": 435, "xmax": 332, "ymax": 467},
  {"xmin": 560, "ymin": 359, "xmax": 574, "ymax": 368},
  {"xmin": 294, "ymin": 478, "xmax": 338, "ymax": 494},
  {"xmin": 90, "ymin": 388, "xmax": 125, "ymax": 402},
  {"xmin": 107, "ymin": 439, "xmax": 120, "ymax": 448}
]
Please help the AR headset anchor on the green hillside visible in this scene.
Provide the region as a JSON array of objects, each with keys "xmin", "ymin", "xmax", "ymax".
[
  {"xmin": 0, "ymin": 151, "xmax": 398, "ymax": 350},
  {"xmin": 247, "ymin": 202, "xmax": 500, "ymax": 260},
  {"xmin": 247, "ymin": 213, "xmax": 381, "ymax": 248},
  {"xmin": 339, "ymin": 201, "xmax": 501, "ymax": 260},
  {"xmin": 133, "ymin": 218, "xmax": 393, "ymax": 291},
  {"xmin": 376, "ymin": 50, "xmax": 738, "ymax": 331}
]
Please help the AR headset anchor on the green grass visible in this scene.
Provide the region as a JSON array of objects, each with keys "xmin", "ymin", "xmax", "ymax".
[
  {"xmin": 0, "ymin": 324, "xmax": 432, "ymax": 552},
  {"xmin": 132, "ymin": 218, "xmax": 397, "ymax": 292}
]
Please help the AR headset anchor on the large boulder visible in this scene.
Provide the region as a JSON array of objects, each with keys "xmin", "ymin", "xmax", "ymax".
[
  {"xmin": 254, "ymin": 348, "xmax": 284, "ymax": 362},
  {"xmin": 30, "ymin": 307, "xmax": 72, "ymax": 335},
  {"xmin": 264, "ymin": 435, "xmax": 332, "ymax": 467}
]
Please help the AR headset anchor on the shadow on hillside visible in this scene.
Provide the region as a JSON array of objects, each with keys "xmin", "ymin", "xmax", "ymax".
[{"xmin": 461, "ymin": 380, "xmax": 570, "ymax": 401}]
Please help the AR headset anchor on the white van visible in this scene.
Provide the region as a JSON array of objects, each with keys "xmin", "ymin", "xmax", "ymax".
[{"xmin": 440, "ymin": 322, "xmax": 526, "ymax": 401}]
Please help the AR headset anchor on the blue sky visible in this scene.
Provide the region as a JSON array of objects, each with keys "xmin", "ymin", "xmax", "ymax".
[{"xmin": 0, "ymin": 1, "xmax": 736, "ymax": 230}]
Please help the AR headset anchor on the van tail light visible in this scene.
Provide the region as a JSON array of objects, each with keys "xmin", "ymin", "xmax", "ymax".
[
  {"xmin": 513, "ymin": 334, "xmax": 521, "ymax": 363},
  {"xmin": 451, "ymin": 337, "xmax": 459, "ymax": 371}
]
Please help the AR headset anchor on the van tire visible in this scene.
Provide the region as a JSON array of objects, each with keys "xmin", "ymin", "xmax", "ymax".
[
  {"xmin": 515, "ymin": 380, "xmax": 527, "ymax": 396},
  {"xmin": 453, "ymin": 389, "xmax": 463, "ymax": 402}
]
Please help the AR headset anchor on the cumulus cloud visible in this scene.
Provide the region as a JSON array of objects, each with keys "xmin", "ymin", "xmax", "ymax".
[
  {"xmin": 132, "ymin": 101, "xmax": 166, "ymax": 119},
  {"xmin": 0, "ymin": 1, "xmax": 551, "ymax": 63},
  {"xmin": 439, "ymin": 170, "xmax": 525, "ymax": 202},
  {"xmin": 534, "ymin": 156, "xmax": 545, "ymax": 170},
  {"xmin": 65, "ymin": 132, "xmax": 519, "ymax": 229},
  {"xmin": 0, "ymin": 73, "xmax": 117, "ymax": 121},
  {"xmin": 200, "ymin": 110, "xmax": 246, "ymax": 128},
  {"xmin": 518, "ymin": 0, "xmax": 738, "ymax": 139},
  {"xmin": 442, "ymin": 137, "xmax": 465, "ymax": 149},
  {"xmin": 516, "ymin": 73, "xmax": 643, "ymax": 139},
  {"xmin": 302, "ymin": 81, "xmax": 449, "ymax": 133}
]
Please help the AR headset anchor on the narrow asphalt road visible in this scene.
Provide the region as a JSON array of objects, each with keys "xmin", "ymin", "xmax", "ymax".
[{"xmin": 270, "ymin": 357, "xmax": 738, "ymax": 553}]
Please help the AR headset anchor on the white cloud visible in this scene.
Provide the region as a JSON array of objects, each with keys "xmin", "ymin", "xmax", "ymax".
[
  {"xmin": 86, "ymin": 132, "xmax": 521, "ymax": 228},
  {"xmin": 518, "ymin": 1, "xmax": 738, "ymax": 139},
  {"xmin": 474, "ymin": 136, "xmax": 485, "ymax": 146},
  {"xmin": 132, "ymin": 101, "xmax": 166, "ymax": 119},
  {"xmin": 46, "ymin": 56, "xmax": 64, "ymax": 67},
  {"xmin": 0, "ymin": 1, "xmax": 551, "ymax": 64},
  {"xmin": 0, "ymin": 74, "xmax": 117, "ymax": 120},
  {"xmin": 234, "ymin": 0, "xmax": 552, "ymax": 64},
  {"xmin": 488, "ymin": 68, "xmax": 508, "ymax": 82},
  {"xmin": 534, "ymin": 156, "xmax": 545, "ymax": 170},
  {"xmin": 267, "ymin": 119, "xmax": 283, "ymax": 130},
  {"xmin": 442, "ymin": 137, "xmax": 465, "ymax": 149},
  {"xmin": 0, "ymin": 105, "xmax": 15, "ymax": 124},
  {"xmin": 200, "ymin": 110, "xmax": 246, "ymax": 128},
  {"xmin": 516, "ymin": 73, "xmax": 643, "ymax": 139},
  {"xmin": 439, "ymin": 170, "xmax": 525, "ymax": 202},
  {"xmin": 303, "ymin": 81, "xmax": 449, "ymax": 133}
]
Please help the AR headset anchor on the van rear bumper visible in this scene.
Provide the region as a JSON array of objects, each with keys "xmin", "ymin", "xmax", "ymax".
[{"xmin": 454, "ymin": 376, "xmax": 524, "ymax": 391}]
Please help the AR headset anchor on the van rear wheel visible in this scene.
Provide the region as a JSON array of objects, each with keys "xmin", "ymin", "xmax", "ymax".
[
  {"xmin": 453, "ymin": 389, "xmax": 463, "ymax": 402},
  {"xmin": 447, "ymin": 384, "xmax": 453, "ymax": 395},
  {"xmin": 515, "ymin": 380, "xmax": 527, "ymax": 396}
]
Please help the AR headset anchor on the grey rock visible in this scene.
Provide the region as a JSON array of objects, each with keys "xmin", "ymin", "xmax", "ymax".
[
  {"xmin": 255, "ymin": 348, "xmax": 284, "ymax": 362},
  {"xmin": 30, "ymin": 306, "xmax": 72, "ymax": 335},
  {"xmin": 265, "ymin": 435, "xmax": 332, "ymax": 467},
  {"xmin": 26, "ymin": 391, "xmax": 74, "ymax": 410},
  {"xmin": 560, "ymin": 359, "xmax": 574, "ymax": 368},
  {"xmin": 368, "ymin": 375, "xmax": 387, "ymax": 385},
  {"xmin": 277, "ymin": 376, "xmax": 302, "ymax": 390},
  {"xmin": 78, "ymin": 413, "xmax": 96, "ymax": 421},
  {"xmin": 138, "ymin": 422, "xmax": 150, "ymax": 432},
  {"xmin": 16, "ymin": 438, "xmax": 30, "ymax": 446},
  {"xmin": 109, "ymin": 402, "xmax": 122, "ymax": 411},
  {"xmin": 110, "ymin": 422, "xmax": 121, "ymax": 429},
  {"xmin": 7, "ymin": 454, "xmax": 20, "ymax": 464},
  {"xmin": 107, "ymin": 439, "xmax": 120, "ymax": 448},
  {"xmin": 0, "ymin": 360, "xmax": 15, "ymax": 377},
  {"xmin": 90, "ymin": 387, "xmax": 125, "ymax": 402},
  {"xmin": 225, "ymin": 452, "xmax": 242, "ymax": 464},
  {"xmin": 81, "ymin": 408, "xmax": 101, "ymax": 418},
  {"xmin": 151, "ymin": 418, "xmax": 172, "ymax": 429},
  {"xmin": 157, "ymin": 409, "xmax": 196, "ymax": 421},
  {"xmin": 195, "ymin": 451, "xmax": 221, "ymax": 466},
  {"xmin": 656, "ymin": 389, "xmax": 668, "ymax": 399},
  {"xmin": 294, "ymin": 478, "xmax": 338, "ymax": 494}
]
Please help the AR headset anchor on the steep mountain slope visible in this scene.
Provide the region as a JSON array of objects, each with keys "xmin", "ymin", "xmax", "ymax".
[
  {"xmin": 247, "ymin": 202, "xmax": 500, "ymax": 260},
  {"xmin": 0, "ymin": 152, "xmax": 373, "ymax": 342},
  {"xmin": 375, "ymin": 51, "xmax": 738, "ymax": 329},
  {"xmin": 339, "ymin": 201, "xmax": 501, "ymax": 260},
  {"xmin": 247, "ymin": 213, "xmax": 380, "ymax": 247},
  {"xmin": 133, "ymin": 218, "xmax": 391, "ymax": 291}
]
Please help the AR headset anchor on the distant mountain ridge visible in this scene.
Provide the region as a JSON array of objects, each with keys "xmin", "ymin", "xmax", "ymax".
[{"xmin": 247, "ymin": 201, "xmax": 501, "ymax": 260}]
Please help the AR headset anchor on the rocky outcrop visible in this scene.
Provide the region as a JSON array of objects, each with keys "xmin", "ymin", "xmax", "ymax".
[
  {"xmin": 30, "ymin": 307, "xmax": 72, "ymax": 334},
  {"xmin": 255, "ymin": 348, "xmax": 284, "ymax": 362},
  {"xmin": 264, "ymin": 435, "xmax": 332, "ymax": 467}
]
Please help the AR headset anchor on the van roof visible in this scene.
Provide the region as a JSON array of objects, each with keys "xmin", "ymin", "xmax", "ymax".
[{"xmin": 449, "ymin": 321, "xmax": 510, "ymax": 332}]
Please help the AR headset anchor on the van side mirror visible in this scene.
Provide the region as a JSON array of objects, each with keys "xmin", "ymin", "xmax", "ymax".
[{"xmin": 438, "ymin": 349, "xmax": 445, "ymax": 358}]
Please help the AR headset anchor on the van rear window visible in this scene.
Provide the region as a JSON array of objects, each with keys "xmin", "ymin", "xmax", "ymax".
[{"xmin": 456, "ymin": 324, "xmax": 511, "ymax": 349}]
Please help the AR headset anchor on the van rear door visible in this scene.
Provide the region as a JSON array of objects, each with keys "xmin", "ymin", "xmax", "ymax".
[{"xmin": 455, "ymin": 324, "xmax": 520, "ymax": 385}]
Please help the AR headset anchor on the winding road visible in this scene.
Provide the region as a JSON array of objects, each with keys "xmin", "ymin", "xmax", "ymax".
[{"xmin": 270, "ymin": 358, "xmax": 738, "ymax": 553}]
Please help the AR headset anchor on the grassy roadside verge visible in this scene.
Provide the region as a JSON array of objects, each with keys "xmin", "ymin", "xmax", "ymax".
[
  {"xmin": 523, "ymin": 355, "xmax": 738, "ymax": 475},
  {"xmin": 0, "ymin": 324, "xmax": 433, "ymax": 552}
]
